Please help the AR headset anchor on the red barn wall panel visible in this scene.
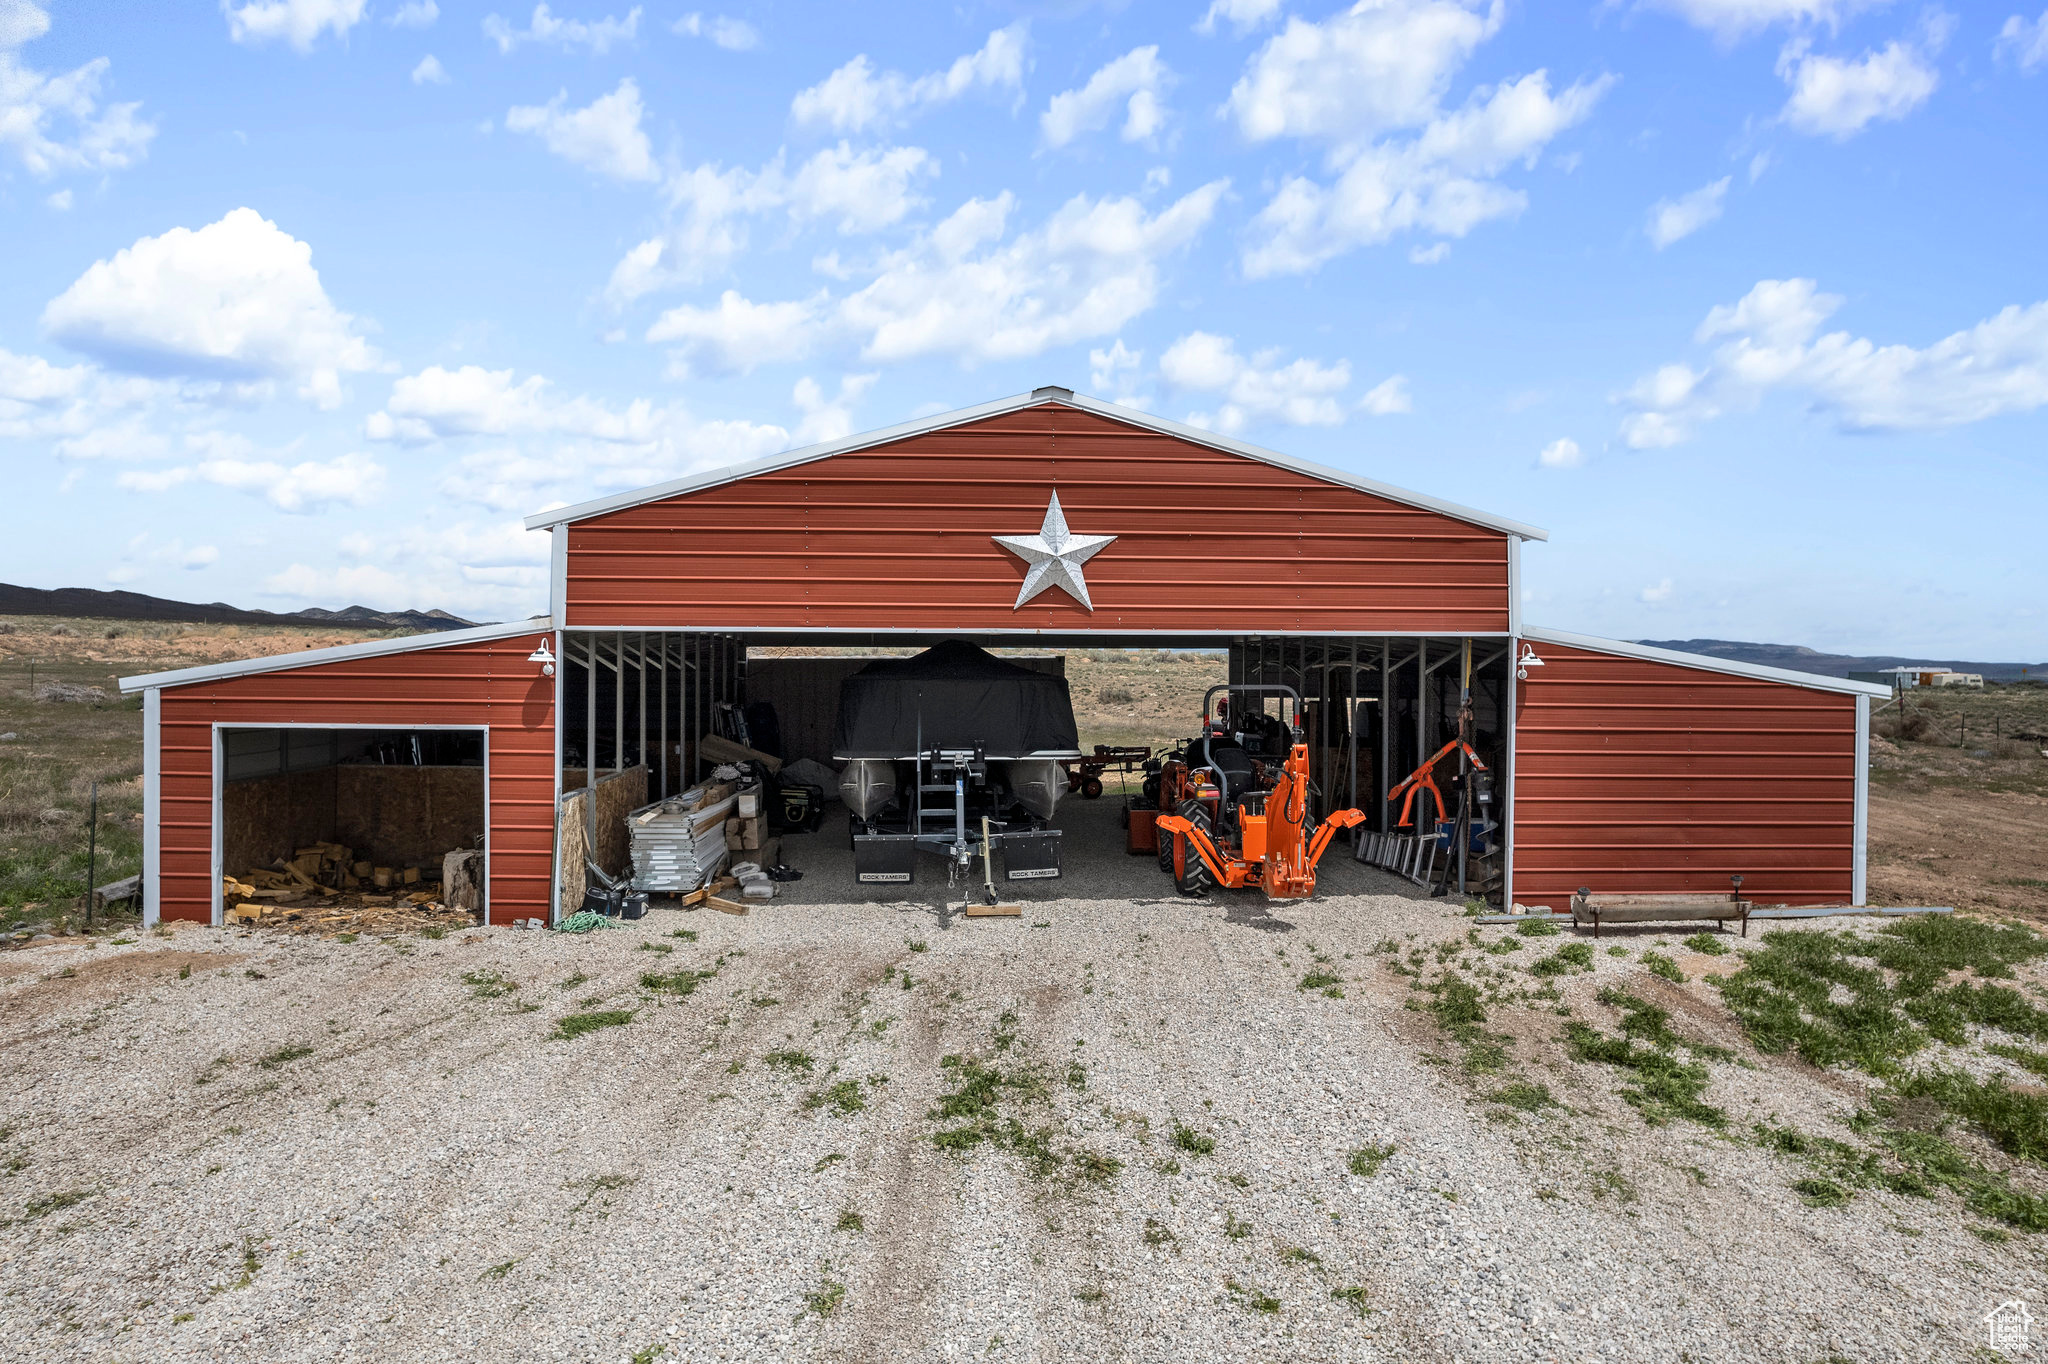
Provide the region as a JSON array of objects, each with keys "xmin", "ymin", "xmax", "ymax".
[
  {"xmin": 1512, "ymin": 642, "xmax": 1857, "ymax": 909},
  {"xmin": 156, "ymin": 632, "xmax": 556, "ymax": 926},
  {"xmin": 564, "ymin": 404, "xmax": 1513, "ymax": 634}
]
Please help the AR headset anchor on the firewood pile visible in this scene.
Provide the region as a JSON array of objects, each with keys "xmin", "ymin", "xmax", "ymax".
[{"xmin": 222, "ymin": 841, "xmax": 480, "ymax": 936}]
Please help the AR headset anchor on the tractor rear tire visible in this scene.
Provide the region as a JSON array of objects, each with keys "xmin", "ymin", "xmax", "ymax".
[{"xmin": 1174, "ymin": 799, "xmax": 1213, "ymax": 897}]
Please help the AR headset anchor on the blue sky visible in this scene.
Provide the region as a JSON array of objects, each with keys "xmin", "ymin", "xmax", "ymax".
[{"xmin": 2, "ymin": 0, "xmax": 2044, "ymax": 657}]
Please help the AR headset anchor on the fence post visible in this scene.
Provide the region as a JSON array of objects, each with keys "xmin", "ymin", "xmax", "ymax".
[{"xmin": 83, "ymin": 780, "xmax": 98, "ymax": 928}]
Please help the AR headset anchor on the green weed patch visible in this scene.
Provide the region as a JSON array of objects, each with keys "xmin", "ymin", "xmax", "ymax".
[{"xmin": 553, "ymin": 1010, "xmax": 634, "ymax": 1040}]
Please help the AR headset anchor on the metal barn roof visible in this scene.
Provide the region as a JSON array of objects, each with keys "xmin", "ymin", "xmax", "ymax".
[
  {"xmin": 118, "ymin": 617, "xmax": 555, "ymax": 694},
  {"xmin": 523, "ymin": 388, "xmax": 1551, "ymax": 543}
]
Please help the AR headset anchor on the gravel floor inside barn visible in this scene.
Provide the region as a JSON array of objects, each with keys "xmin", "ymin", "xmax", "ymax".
[{"xmin": 3, "ymin": 892, "xmax": 2043, "ymax": 1364}]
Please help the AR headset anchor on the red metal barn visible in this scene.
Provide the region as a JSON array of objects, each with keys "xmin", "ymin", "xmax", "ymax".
[{"xmin": 122, "ymin": 387, "xmax": 1879, "ymax": 924}]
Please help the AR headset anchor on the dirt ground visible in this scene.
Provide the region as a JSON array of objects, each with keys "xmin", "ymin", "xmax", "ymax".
[
  {"xmin": 4, "ymin": 894, "xmax": 2044, "ymax": 1364},
  {"xmin": 1866, "ymin": 685, "xmax": 2048, "ymax": 922}
]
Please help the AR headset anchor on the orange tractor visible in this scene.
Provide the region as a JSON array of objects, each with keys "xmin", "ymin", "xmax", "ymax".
[{"xmin": 1153, "ymin": 685, "xmax": 1365, "ymax": 900}]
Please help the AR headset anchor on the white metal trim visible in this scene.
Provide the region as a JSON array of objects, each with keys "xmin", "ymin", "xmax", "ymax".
[
  {"xmin": 522, "ymin": 388, "xmax": 1550, "ymax": 543},
  {"xmin": 550, "ymin": 626, "xmax": 563, "ymax": 927},
  {"xmin": 1503, "ymin": 637, "xmax": 1517, "ymax": 909},
  {"xmin": 210, "ymin": 722, "xmax": 493, "ymax": 928},
  {"xmin": 210, "ymin": 727, "xmax": 223, "ymax": 928},
  {"xmin": 119, "ymin": 616, "xmax": 554, "ymax": 694},
  {"xmin": 142, "ymin": 688, "xmax": 161, "ymax": 928},
  {"xmin": 550, "ymin": 525, "xmax": 568, "ymax": 621},
  {"xmin": 560, "ymin": 625, "xmax": 1519, "ymax": 639},
  {"xmin": 1521, "ymin": 625, "xmax": 1892, "ymax": 698},
  {"xmin": 1507, "ymin": 537, "xmax": 1522, "ymax": 639},
  {"xmin": 1853, "ymin": 694, "xmax": 1869, "ymax": 907}
]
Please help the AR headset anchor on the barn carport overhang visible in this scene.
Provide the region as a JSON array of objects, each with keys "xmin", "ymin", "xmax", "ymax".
[{"xmin": 117, "ymin": 387, "xmax": 1883, "ymax": 927}]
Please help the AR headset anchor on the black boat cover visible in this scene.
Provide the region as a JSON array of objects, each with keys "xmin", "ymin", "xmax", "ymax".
[{"xmin": 832, "ymin": 640, "xmax": 1081, "ymax": 759}]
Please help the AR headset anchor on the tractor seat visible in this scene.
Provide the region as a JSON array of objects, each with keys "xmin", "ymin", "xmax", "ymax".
[{"xmin": 1187, "ymin": 737, "xmax": 1257, "ymax": 799}]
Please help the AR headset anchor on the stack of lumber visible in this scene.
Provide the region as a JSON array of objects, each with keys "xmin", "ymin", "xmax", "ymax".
[{"xmin": 627, "ymin": 779, "xmax": 737, "ymax": 892}]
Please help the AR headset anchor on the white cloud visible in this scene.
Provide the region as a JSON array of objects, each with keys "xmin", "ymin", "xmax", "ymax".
[
  {"xmin": 0, "ymin": 347, "xmax": 182, "ymax": 465},
  {"xmin": 369, "ymin": 363, "xmax": 673, "ymax": 443},
  {"xmin": 646, "ymin": 182, "xmax": 1228, "ymax": 374},
  {"xmin": 779, "ymin": 142, "xmax": 937, "ymax": 231},
  {"xmin": 506, "ymin": 78, "xmax": 657, "ymax": 182},
  {"xmin": 790, "ymin": 24, "xmax": 1025, "ymax": 133},
  {"xmin": 596, "ymin": 139, "xmax": 941, "ymax": 303},
  {"xmin": 118, "ymin": 449, "xmax": 386, "ymax": 513},
  {"xmin": 1640, "ymin": 577, "xmax": 1675, "ymax": 603},
  {"xmin": 1041, "ymin": 46, "xmax": 1172, "ymax": 148},
  {"xmin": 261, "ymin": 517, "xmax": 553, "ymax": 617},
  {"xmin": 2001, "ymin": 11, "xmax": 2048, "ymax": 71},
  {"xmin": 856, "ymin": 184, "xmax": 1227, "ymax": 366},
  {"xmin": 0, "ymin": 3, "xmax": 155, "ymax": 180},
  {"xmin": 1089, "ymin": 339, "xmax": 1143, "ymax": 392},
  {"xmin": 1619, "ymin": 277, "xmax": 2048, "ymax": 446},
  {"xmin": 1225, "ymin": 0, "xmax": 1504, "ymax": 144},
  {"xmin": 45, "ymin": 186, "xmax": 68, "ymax": 209},
  {"xmin": 389, "ymin": 0, "xmax": 437, "ymax": 27},
  {"xmin": 1225, "ymin": 1, "xmax": 1608, "ymax": 275},
  {"xmin": 483, "ymin": 3, "xmax": 639, "ymax": 54},
  {"xmin": 223, "ymin": 0, "xmax": 368, "ymax": 51},
  {"xmin": 1537, "ymin": 436, "xmax": 1583, "ymax": 468},
  {"xmin": 1160, "ymin": 330, "xmax": 1401, "ymax": 433},
  {"xmin": 1358, "ymin": 374, "xmax": 1412, "ymax": 414},
  {"xmin": 103, "ymin": 534, "xmax": 221, "ymax": 584},
  {"xmin": 0, "ymin": 0, "xmax": 49, "ymax": 46},
  {"xmin": 364, "ymin": 362, "xmax": 800, "ymax": 513},
  {"xmin": 1242, "ymin": 68, "xmax": 1612, "ymax": 276},
  {"xmin": 644, "ymin": 291, "xmax": 828, "ymax": 374},
  {"xmin": 673, "ymin": 12, "xmax": 758, "ymax": 51},
  {"xmin": 0, "ymin": 345, "xmax": 91, "ymax": 432},
  {"xmin": 1197, "ymin": 0, "xmax": 1282, "ymax": 37},
  {"xmin": 1647, "ymin": 175, "xmax": 1730, "ymax": 247},
  {"xmin": 1638, "ymin": 0, "xmax": 1887, "ymax": 42},
  {"xmin": 42, "ymin": 207, "xmax": 378, "ymax": 409},
  {"xmin": 1777, "ymin": 26, "xmax": 1943, "ymax": 138},
  {"xmin": 410, "ymin": 53, "xmax": 448, "ymax": 84},
  {"xmin": 790, "ymin": 372, "xmax": 877, "ymax": 445},
  {"xmin": 1409, "ymin": 241, "xmax": 1449, "ymax": 264}
]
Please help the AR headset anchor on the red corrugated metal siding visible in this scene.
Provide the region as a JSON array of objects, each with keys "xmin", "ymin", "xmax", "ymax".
[
  {"xmin": 156, "ymin": 633, "xmax": 556, "ymax": 925},
  {"xmin": 564, "ymin": 404, "xmax": 1512, "ymax": 633},
  {"xmin": 1511, "ymin": 642, "xmax": 1856, "ymax": 908}
]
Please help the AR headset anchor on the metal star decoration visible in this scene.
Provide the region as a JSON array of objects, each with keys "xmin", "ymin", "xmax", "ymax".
[{"xmin": 992, "ymin": 491, "xmax": 1117, "ymax": 611}]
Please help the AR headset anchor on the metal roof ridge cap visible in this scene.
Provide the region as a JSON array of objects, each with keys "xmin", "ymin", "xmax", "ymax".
[
  {"xmin": 1058, "ymin": 392, "xmax": 1550, "ymax": 542},
  {"xmin": 1520, "ymin": 625, "xmax": 1894, "ymax": 697},
  {"xmin": 521, "ymin": 389, "xmax": 1051, "ymax": 530},
  {"xmin": 117, "ymin": 615, "xmax": 554, "ymax": 694}
]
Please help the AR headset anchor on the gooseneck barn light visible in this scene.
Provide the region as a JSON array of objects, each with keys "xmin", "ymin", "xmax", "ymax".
[
  {"xmin": 1516, "ymin": 643, "xmax": 1545, "ymax": 680},
  {"xmin": 528, "ymin": 639, "xmax": 557, "ymax": 676}
]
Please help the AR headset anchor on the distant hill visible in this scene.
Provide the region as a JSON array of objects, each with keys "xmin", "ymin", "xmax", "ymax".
[
  {"xmin": 1637, "ymin": 639, "xmax": 2045, "ymax": 683},
  {"xmin": 0, "ymin": 583, "xmax": 479, "ymax": 633}
]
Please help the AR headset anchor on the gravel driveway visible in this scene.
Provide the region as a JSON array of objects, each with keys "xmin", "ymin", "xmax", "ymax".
[{"xmin": 2, "ymin": 891, "xmax": 2040, "ymax": 1363}]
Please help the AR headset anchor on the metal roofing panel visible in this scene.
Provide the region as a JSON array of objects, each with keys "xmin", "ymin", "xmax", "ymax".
[
  {"xmin": 1521, "ymin": 626, "xmax": 1891, "ymax": 698},
  {"xmin": 119, "ymin": 617, "xmax": 554, "ymax": 694},
  {"xmin": 523, "ymin": 389, "xmax": 1549, "ymax": 542}
]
